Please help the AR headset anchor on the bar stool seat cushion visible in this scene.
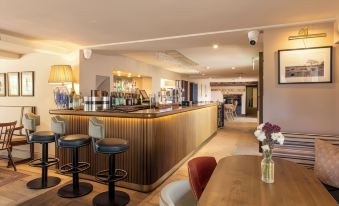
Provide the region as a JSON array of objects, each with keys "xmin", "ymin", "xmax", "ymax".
[
  {"xmin": 95, "ymin": 138, "xmax": 128, "ymax": 154},
  {"xmin": 57, "ymin": 134, "xmax": 91, "ymax": 148},
  {"xmin": 29, "ymin": 131, "xmax": 55, "ymax": 143}
]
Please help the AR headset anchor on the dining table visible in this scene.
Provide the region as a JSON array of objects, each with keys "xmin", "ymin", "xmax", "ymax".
[{"xmin": 198, "ymin": 155, "xmax": 337, "ymax": 206}]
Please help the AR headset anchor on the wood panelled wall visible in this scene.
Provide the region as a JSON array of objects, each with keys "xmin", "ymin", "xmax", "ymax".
[
  {"xmin": 55, "ymin": 105, "xmax": 217, "ymax": 192},
  {"xmin": 273, "ymin": 133, "xmax": 339, "ymax": 169}
]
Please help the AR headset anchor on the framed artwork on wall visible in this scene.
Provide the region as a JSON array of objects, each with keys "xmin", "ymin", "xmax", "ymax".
[
  {"xmin": 7, "ymin": 72, "xmax": 20, "ymax": 96},
  {"xmin": 21, "ymin": 71, "xmax": 34, "ymax": 96},
  {"xmin": 0, "ymin": 73, "xmax": 6, "ymax": 96},
  {"xmin": 278, "ymin": 46, "xmax": 332, "ymax": 84}
]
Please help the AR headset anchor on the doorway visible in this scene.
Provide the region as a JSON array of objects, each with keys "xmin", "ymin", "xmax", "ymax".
[{"xmin": 246, "ymin": 86, "xmax": 258, "ymax": 117}]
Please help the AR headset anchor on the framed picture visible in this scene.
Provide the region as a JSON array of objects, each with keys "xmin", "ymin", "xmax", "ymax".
[
  {"xmin": 278, "ymin": 46, "xmax": 332, "ymax": 84},
  {"xmin": 21, "ymin": 71, "xmax": 34, "ymax": 96},
  {"xmin": 0, "ymin": 73, "xmax": 6, "ymax": 96},
  {"xmin": 7, "ymin": 72, "xmax": 20, "ymax": 96}
]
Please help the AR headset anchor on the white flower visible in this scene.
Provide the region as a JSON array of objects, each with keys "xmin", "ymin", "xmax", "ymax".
[
  {"xmin": 271, "ymin": 133, "xmax": 279, "ymax": 141},
  {"xmin": 272, "ymin": 132, "xmax": 284, "ymax": 145},
  {"xmin": 254, "ymin": 130, "xmax": 266, "ymax": 142},
  {"xmin": 261, "ymin": 145, "xmax": 270, "ymax": 151},
  {"xmin": 277, "ymin": 134, "xmax": 285, "ymax": 145},
  {"xmin": 257, "ymin": 123, "xmax": 264, "ymax": 131}
]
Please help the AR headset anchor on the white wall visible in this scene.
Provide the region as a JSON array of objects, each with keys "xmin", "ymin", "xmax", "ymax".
[
  {"xmin": 0, "ymin": 52, "xmax": 79, "ymax": 157},
  {"xmin": 79, "ymin": 52, "xmax": 187, "ymax": 96}
]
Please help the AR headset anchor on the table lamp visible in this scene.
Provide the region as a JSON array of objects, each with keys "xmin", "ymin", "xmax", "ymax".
[{"xmin": 48, "ymin": 65, "xmax": 73, "ymax": 109}]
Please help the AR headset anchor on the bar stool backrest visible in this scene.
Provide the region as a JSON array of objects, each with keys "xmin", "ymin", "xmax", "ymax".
[
  {"xmin": 51, "ymin": 116, "xmax": 66, "ymax": 135},
  {"xmin": 89, "ymin": 117, "xmax": 105, "ymax": 139},
  {"xmin": 0, "ymin": 121, "xmax": 16, "ymax": 150},
  {"xmin": 23, "ymin": 113, "xmax": 40, "ymax": 132},
  {"xmin": 89, "ymin": 117, "xmax": 105, "ymax": 153}
]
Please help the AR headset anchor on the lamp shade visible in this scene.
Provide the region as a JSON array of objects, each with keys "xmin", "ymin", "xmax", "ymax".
[{"xmin": 48, "ymin": 65, "xmax": 73, "ymax": 84}]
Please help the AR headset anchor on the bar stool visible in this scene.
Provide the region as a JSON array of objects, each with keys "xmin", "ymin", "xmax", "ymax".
[
  {"xmin": 51, "ymin": 116, "xmax": 93, "ymax": 198},
  {"xmin": 89, "ymin": 117, "xmax": 130, "ymax": 206},
  {"xmin": 23, "ymin": 113, "xmax": 61, "ymax": 189}
]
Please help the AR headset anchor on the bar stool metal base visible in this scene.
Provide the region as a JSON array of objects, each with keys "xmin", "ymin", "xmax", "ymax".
[
  {"xmin": 26, "ymin": 176, "xmax": 61, "ymax": 189},
  {"xmin": 93, "ymin": 191, "xmax": 130, "ymax": 206},
  {"xmin": 57, "ymin": 182, "xmax": 93, "ymax": 198}
]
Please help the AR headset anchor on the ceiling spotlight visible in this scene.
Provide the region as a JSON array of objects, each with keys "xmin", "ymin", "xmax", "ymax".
[
  {"xmin": 137, "ymin": 74, "xmax": 141, "ymax": 78},
  {"xmin": 232, "ymin": 67, "xmax": 236, "ymax": 70},
  {"xmin": 83, "ymin": 48, "xmax": 92, "ymax": 59},
  {"xmin": 213, "ymin": 44, "xmax": 219, "ymax": 49},
  {"xmin": 206, "ymin": 66, "xmax": 210, "ymax": 70}
]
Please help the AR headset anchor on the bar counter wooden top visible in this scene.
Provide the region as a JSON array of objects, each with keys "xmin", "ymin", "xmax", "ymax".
[
  {"xmin": 49, "ymin": 103, "xmax": 218, "ymax": 192},
  {"xmin": 49, "ymin": 103, "xmax": 217, "ymax": 118}
]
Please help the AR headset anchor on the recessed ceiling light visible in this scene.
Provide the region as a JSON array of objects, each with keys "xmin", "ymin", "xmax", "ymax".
[
  {"xmin": 137, "ymin": 74, "xmax": 141, "ymax": 78},
  {"xmin": 232, "ymin": 67, "xmax": 236, "ymax": 70},
  {"xmin": 206, "ymin": 66, "xmax": 210, "ymax": 70},
  {"xmin": 213, "ymin": 44, "xmax": 219, "ymax": 49}
]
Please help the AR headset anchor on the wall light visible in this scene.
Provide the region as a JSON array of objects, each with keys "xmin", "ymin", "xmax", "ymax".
[
  {"xmin": 288, "ymin": 27, "xmax": 326, "ymax": 40},
  {"xmin": 213, "ymin": 44, "xmax": 219, "ymax": 49}
]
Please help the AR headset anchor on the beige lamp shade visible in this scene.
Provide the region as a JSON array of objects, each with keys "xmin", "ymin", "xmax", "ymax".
[{"xmin": 48, "ymin": 65, "xmax": 73, "ymax": 84}]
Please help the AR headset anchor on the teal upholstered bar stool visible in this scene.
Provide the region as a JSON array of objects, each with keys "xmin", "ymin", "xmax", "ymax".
[
  {"xmin": 23, "ymin": 113, "xmax": 61, "ymax": 189},
  {"xmin": 89, "ymin": 117, "xmax": 130, "ymax": 206},
  {"xmin": 51, "ymin": 116, "xmax": 93, "ymax": 198}
]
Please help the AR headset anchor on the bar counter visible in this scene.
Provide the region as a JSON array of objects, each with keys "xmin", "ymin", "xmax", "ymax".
[{"xmin": 50, "ymin": 103, "xmax": 218, "ymax": 192}]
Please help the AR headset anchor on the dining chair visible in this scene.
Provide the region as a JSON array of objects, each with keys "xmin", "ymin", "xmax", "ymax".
[
  {"xmin": 224, "ymin": 104, "xmax": 234, "ymax": 121},
  {"xmin": 187, "ymin": 156, "xmax": 217, "ymax": 200},
  {"xmin": 160, "ymin": 180, "xmax": 197, "ymax": 206},
  {"xmin": 0, "ymin": 121, "xmax": 17, "ymax": 171},
  {"xmin": 233, "ymin": 101, "xmax": 238, "ymax": 117}
]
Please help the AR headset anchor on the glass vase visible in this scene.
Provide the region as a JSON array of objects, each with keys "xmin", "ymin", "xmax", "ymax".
[{"xmin": 261, "ymin": 153, "xmax": 274, "ymax": 183}]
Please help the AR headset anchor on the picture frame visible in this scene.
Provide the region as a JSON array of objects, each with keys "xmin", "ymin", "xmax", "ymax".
[
  {"xmin": 7, "ymin": 72, "xmax": 20, "ymax": 96},
  {"xmin": 0, "ymin": 73, "xmax": 6, "ymax": 96},
  {"xmin": 278, "ymin": 46, "xmax": 332, "ymax": 84},
  {"xmin": 21, "ymin": 71, "xmax": 35, "ymax": 96}
]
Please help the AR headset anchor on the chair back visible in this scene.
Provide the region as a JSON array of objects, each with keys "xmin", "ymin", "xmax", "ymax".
[
  {"xmin": 89, "ymin": 117, "xmax": 105, "ymax": 139},
  {"xmin": 188, "ymin": 156, "xmax": 217, "ymax": 200},
  {"xmin": 51, "ymin": 116, "xmax": 66, "ymax": 135},
  {"xmin": 160, "ymin": 180, "xmax": 197, "ymax": 206},
  {"xmin": 0, "ymin": 121, "xmax": 17, "ymax": 150},
  {"xmin": 23, "ymin": 113, "xmax": 40, "ymax": 132}
]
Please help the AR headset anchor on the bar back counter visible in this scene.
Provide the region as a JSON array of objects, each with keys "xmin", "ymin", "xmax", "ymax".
[{"xmin": 50, "ymin": 103, "xmax": 218, "ymax": 192}]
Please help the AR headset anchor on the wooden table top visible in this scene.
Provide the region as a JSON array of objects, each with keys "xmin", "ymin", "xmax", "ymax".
[{"xmin": 198, "ymin": 155, "xmax": 337, "ymax": 206}]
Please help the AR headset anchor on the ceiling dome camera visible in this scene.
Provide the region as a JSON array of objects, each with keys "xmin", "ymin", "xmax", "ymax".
[{"xmin": 248, "ymin": 30, "xmax": 260, "ymax": 46}]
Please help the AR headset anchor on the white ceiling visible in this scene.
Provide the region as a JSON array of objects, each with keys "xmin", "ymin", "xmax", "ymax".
[
  {"xmin": 0, "ymin": 0, "xmax": 338, "ymax": 46},
  {"xmin": 0, "ymin": 0, "xmax": 337, "ymax": 77},
  {"xmin": 95, "ymin": 31, "xmax": 262, "ymax": 78}
]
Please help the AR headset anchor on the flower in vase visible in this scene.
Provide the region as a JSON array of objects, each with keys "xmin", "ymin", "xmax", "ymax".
[
  {"xmin": 255, "ymin": 130, "xmax": 266, "ymax": 142},
  {"xmin": 271, "ymin": 132, "xmax": 285, "ymax": 145},
  {"xmin": 257, "ymin": 123, "xmax": 265, "ymax": 131},
  {"xmin": 261, "ymin": 145, "xmax": 270, "ymax": 151}
]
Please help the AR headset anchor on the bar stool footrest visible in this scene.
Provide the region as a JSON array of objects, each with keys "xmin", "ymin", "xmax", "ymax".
[
  {"xmin": 28, "ymin": 157, "xmax": 59, "ymax": 168},
  {"xmin": 60, "ymin": 162, "xmax": 90, "ymax": 174},
  {"xmin": 95, "ymin": 169, "xmax": 128, "ymax": 183}
]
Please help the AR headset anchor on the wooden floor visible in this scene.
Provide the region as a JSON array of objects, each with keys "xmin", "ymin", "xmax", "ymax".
[{"xmin": 0, "ymin": 118, "xmax": 259, "ymax": 206}]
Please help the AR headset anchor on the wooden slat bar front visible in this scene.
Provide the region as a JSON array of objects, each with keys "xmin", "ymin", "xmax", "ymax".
[{"xmin": 50, "ymin": 104, "xmax": 217, "ymax": 192}]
